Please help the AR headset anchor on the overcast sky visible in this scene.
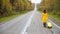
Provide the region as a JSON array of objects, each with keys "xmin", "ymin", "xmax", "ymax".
[{"xmin": 29, "ymin": 0, "xmax": 42, "ymax": 4}]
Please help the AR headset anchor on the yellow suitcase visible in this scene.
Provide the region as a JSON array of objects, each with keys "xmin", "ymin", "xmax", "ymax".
[{"xmin": 47, "ymin": 22, "xmax": 52, "ymax": 29}]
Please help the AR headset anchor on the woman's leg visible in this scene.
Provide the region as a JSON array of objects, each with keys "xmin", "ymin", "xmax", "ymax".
[{"xmin": 43, "ymin": 23, "xmax": 46, "ymax": 27}]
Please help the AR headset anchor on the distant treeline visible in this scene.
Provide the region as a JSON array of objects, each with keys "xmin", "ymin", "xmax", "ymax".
[
  {"xmin": 38, "ymin": 0, "xmax": 60, "ymax": 15},
  {"xmin": 0, "ymin": 0, "xmax": 34, "ymax": 18}
]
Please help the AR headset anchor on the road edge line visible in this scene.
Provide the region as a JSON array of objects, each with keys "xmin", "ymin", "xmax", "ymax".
[{"xmin": 49, "ymin": 20, "xmax": 60, "ymax": 29}]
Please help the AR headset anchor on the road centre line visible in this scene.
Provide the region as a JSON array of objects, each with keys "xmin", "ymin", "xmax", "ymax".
[{"xmin": 20, "ymin": 11, "xmax": 36, "ymax": 34}]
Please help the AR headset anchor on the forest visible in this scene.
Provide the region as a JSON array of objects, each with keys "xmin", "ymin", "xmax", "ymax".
[
  {"xmin": 38, "ymin": 0, "xmax": 60, "ymax": 15},
  {"xmin": 0, "ymin": 0, "xmax": 34, "ymax": 18}
]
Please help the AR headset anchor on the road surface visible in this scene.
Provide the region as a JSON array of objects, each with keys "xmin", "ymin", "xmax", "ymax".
[{"xmin": 0, "ymin": 11, "xmax": 60, "ymax": 34}]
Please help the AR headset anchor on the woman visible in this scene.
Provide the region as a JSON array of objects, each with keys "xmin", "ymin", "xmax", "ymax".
[{"xmin": 42, "ymin": 10, "xmax": 48, "ymax": 27}]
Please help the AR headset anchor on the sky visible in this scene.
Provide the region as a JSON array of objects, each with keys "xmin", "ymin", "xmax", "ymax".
[{"xmin": 29, "ymin": 0, "xmax": 42, "ymax": 4}]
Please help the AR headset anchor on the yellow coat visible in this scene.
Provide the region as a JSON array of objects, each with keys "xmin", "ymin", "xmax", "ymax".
[{"xmin": 42, "ymin": 13, "xmax": 48, "ymax": 23}]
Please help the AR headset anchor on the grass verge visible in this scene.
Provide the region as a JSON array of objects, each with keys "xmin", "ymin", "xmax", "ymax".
[
  {"xmin": 48, "ymin": 14, "xmax": 60, "ymax": 23},
  {"xmin": 0, "ymin": 11, "xmax": 29, "ymax": 23},
  {"xmin": 0, "ymin": 14, "xmax": 19, "ymax": 23}
]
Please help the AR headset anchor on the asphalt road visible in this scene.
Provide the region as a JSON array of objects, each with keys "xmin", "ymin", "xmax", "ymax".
[{"xmin": 0, "ymin": 11, "xmax": 60, "ymax": 34}]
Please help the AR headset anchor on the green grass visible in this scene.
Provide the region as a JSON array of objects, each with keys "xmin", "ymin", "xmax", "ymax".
[
  {"xmin": 0, "ymin": 14, "xmax": 19, "ymax": 23},
  {"xmin": 0, "ymin": 11, "xmax": 29, "ymax": 23},
  {"xmin": 48, "ymin": 13, "xmax": 60, "ymax": 23}
]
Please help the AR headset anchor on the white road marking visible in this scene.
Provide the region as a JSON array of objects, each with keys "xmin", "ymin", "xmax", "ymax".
[
  {"xmin": 25, "ymin": 32, "xmax": 27, "ymax": 34},
  {"xmin": 49, "ymin": 20, "xmax": 60, "ymax": 29},
  {"xmin": 20, "ymin": 11, "xmax": 36, "ymax": 34}
]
